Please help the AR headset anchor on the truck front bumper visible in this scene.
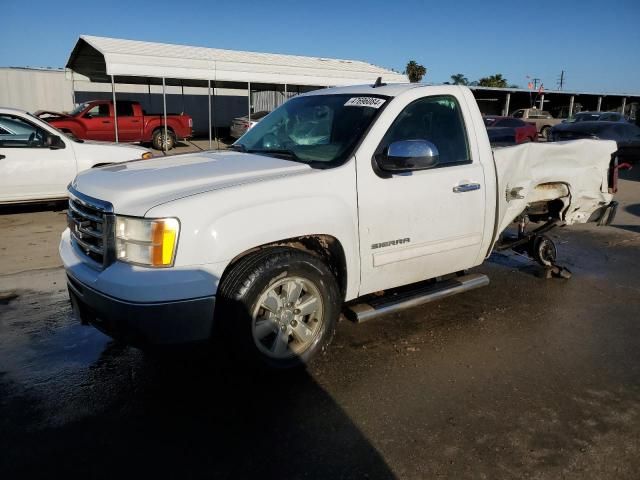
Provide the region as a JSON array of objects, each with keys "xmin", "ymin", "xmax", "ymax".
[{"xmin": 67, "ymin": 273, "xmax": 215, "ymax": 345}]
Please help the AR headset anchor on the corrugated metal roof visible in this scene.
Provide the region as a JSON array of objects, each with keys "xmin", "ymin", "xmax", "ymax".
[{"xmin": 67, "ymin": 35, "xmax": 407, "ymax": 86}]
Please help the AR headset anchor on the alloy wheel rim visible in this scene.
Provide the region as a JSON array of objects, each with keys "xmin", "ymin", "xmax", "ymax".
[{"xmin": 251, "ymin": 276, "xmax": 324, "ymax": 360}]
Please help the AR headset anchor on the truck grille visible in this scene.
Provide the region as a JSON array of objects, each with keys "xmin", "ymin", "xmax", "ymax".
[{"xmin": 67, "ymin": 190, "xmax": 115, "ymax": 268}]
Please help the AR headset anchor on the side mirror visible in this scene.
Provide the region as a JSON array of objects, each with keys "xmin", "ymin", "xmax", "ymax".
[
  {"xmin": 378, "ymin": 140, "xmax": 439, "ymax": 172},
  {"xmin": 47, "ymin": 134, "xmax": 65, "ymax": 150}
]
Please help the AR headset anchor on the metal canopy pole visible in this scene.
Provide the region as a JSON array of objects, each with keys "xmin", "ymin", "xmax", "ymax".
[
  {"xmin": 213, "ymin": 82, "xmax": 219, "ymax": 150},
  {"xmin": 248, "ymin": 81, "xmax": 251, "ymax": 122},
  {"xmin": 596, "ymin": 96, "xmax": 602, "ymax": 112},
  {"xmin": 162, "ymin": 77, "xmax": 168, "ymax": 153},
  {"xmin": 568, "ymin": 95, "xmax": 575, "ymax": 118},
  {"xmin": 621, "ymin": 97, "xmax": 627, "ymax": 116},
  {"xmin": 208, "ymin": 80, "xmax": 212, "ymax": 150},
  {"xmin": 503, "ymin": 92, "xmax": 511, "ymax": 117},
  {"xmin": 111, "ymin": 75, "xmax": 119, "ymax": 143},
  {"xmin": 539, "ymin": 94, "xmax": 545, "ymax": 111}
]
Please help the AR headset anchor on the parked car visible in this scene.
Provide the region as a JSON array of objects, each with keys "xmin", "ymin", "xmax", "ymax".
[
  {"xmin": 511, "ymin": 108, "xmax": 563, "ymax": 139},
  {"xmin": 61, "ymin": 84, "xmax": 619, "ymax": 369},
  {"xmin": 38, "ymin": 100, "xmax": 193, "ymax": 150},
  {"xmin": 564, "ymin": 111, "xmax": 628, "ymax": 123},
  {"xmin": 484, "ymin": 116, "xmax": 538, "ymax": 144},
  {"xmin": 486, "ymin": 126, "xmax": 517, "ymax": 146},
  {"xmin": 0, "ymin": 107, "xmax": 152, "ymax": 204},
  {"xmin": 230, "ymin": 111, "xmax": 270, "ymax": 139},
  {"xmin": 550, "ymin": 120, "xmax": 640, "ymax": 164}
]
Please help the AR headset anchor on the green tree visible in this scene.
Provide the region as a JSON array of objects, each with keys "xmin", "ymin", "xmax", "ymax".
[
  {"xmin": 477, "ymin": 74, "xmax": 508, "ymax": 88},
  {"xmin": 450, "ymin": 73, "xmax": 469, "ymax": 85},
  {"xmin": 405, "ymin": 60, "xmax": 427, "ymax": 83}
]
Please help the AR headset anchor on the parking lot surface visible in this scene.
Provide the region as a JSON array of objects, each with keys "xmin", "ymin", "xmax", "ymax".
[{"xmin": 1, "ymin": 171, "xmax": 639, "ymax": 479}]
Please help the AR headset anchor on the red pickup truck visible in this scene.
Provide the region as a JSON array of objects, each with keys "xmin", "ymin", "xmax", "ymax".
[{"xmin": 39, "ymin": 100, "xmax": 192, "ymax": 150}]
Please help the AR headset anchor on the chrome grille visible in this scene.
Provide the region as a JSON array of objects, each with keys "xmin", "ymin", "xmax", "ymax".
[{"xmin": 67, "ymin": 189, "xmax": 115, "ymax": 268}]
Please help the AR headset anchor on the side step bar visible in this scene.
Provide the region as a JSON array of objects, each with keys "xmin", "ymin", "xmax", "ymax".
[{"xmin": 345, "ymin": 273, "xmax": 490, "ymax": 323}]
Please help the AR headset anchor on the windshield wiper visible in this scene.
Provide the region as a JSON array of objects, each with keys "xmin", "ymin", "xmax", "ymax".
[
  {"xmin": 230, "ymin": 143, "xmax": 246, "ymax": 152},
  {"xmin": 247, "ymin": 148, "xmax": 302, "ymax": 162}
]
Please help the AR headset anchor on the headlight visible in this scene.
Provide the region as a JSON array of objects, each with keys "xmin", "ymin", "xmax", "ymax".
[
  {"xmin": 115, "ymin": 216, "xmax": 180, "ymax": 267},
  {"xmin": 141, "ymin": 152, "xmax": 153, "ymax": 159}
]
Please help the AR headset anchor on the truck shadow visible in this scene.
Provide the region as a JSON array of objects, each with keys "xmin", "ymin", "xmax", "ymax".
[
  {"xmin": 0, "ymin": 272, "xmax": 395, "ymax": 480},
  {"xmin": 0, "ymin": 200, "xmax": 67, "ymax": 215}
]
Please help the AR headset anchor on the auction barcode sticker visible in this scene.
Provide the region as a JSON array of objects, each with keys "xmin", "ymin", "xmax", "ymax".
[{"xmin": 344, "ymin": 97, "xmax": 386, "ymax": 108}]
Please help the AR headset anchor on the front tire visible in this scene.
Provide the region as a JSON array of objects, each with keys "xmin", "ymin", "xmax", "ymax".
[
  {"xmin": 541, "ymin": 126, "xmax": 551, "ymax": 140},
  {"xmin": 216, "ymin": 248, "xmax": 340, "ymax": 369}
]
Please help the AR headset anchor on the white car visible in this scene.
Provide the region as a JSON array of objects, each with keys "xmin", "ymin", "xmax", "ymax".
[
  {"xmin": 60, "ymin": 84, "xmax": 619, "ymax": 369},
  {"xmin": 0, "ymin": 107, "xmax": 152, "ymax": 204},
  {"xmin": 230, "ymin": 111, "xmax": 270, "ymax": 139}
]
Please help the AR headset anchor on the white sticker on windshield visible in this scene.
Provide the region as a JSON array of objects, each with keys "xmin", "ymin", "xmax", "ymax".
[{"xmin": 344, "ymin": 97, "xmax": 386, "ymax": 109}]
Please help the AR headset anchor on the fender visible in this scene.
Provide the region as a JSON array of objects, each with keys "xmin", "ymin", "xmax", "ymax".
[{"xmin": 146, "ymin": 165, "xmax": 362, "ymax": 300}]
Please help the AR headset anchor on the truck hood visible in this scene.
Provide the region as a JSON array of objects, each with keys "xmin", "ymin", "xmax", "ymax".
[{"xmin": 71, "ymin": 150, "xmax": 313, "ymax": 215}]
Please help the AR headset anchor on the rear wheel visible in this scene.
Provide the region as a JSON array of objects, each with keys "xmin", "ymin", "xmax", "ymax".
[
  {"xmin": 152, "ymin": 129, "xmax": 176, "ymax": 150},
  {"xmin": 529, "ymin": 235, "xmax": 557, "ymax": 267},
  {"xmin": 216, "ymin": 248, "xmax": 340, "ymax": 369}
]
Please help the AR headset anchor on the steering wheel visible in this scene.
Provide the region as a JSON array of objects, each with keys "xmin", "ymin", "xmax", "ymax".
[{"xmin": 27, "ymin": 132, "xmax": 36, "ymax": 146}]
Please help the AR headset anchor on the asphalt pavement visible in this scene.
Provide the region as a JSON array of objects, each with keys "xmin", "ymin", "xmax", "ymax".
[{"xmin": 1, "ymin": 169, "xmax": 639, "ymax": 479}]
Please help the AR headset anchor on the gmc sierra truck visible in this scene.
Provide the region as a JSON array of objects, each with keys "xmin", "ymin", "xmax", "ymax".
[
  {"xmin": 39, "ymin": 100, "xmax": 192, "ymax": 150},
  {"xmin": 60, "ymin": 83, "xmax": 619, "ymax": 369}
]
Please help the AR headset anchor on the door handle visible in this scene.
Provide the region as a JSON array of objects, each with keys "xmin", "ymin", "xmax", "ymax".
[
  {"xmin": 453, "ymin": 182, "xmax": 481, "ymax": 193},
  {"xmin": 102, "ymin": 120, "xmax": 111, "ymax": 124},
  {"xmin": 131, "ymin": 120, "xmax": 140, "ymax": 123}
]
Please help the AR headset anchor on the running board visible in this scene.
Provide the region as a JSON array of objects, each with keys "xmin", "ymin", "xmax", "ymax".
[{"xmin": 345, "ymin": 273, "xmax": 490, "ymax": 323}]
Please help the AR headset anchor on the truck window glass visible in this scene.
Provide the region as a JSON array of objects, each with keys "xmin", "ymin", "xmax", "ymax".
[
  {"xmin": 116, "ymin": 103, "xmax": 134, "ymax": 117},
  {"xmin": 85, "ymin": 104, "xmax": 110, "ymax": 118},
  {"xmin": 235, "ymin": 94, "xmax": 388, "ymax": 166},
  {"xmin": 379, "ymin": 95, "xmax": 470, "ymax": 166}
]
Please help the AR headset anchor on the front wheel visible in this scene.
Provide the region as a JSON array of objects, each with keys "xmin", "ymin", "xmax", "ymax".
[
  {"xmin": 541, "ymin": 126, "xmax": 551, "ymax": 140},
  {"xmin": 152, "ymin": 129, "xmax": 176, "ymax": 150},
  {"xmin": 216, "ymin": 248, "xmax": 340, "ymax": 369}
]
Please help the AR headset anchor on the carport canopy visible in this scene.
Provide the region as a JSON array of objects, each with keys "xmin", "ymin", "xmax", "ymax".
[{"xmin": 66, "ymin": 35, "xmax": 407, "ymax": 89}]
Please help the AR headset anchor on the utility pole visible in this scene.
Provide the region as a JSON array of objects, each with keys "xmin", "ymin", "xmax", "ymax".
[{"xmin": 557, "ymin": 70, "xmax": 565, "ymax": 90}]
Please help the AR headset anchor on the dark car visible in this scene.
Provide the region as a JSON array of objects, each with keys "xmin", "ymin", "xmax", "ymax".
[
  {"xmin": 550, "ymin": 121, "xmax": 640, "ymax": 163},
  {"xmin": 564, "ymin": 111, "xmax": 628, "ymax": 123},
  {"xmin": 484, "ymin": 116, "xmax": 538, "ymax": 143},
  {"xmin": 487, "ymin": 127, "xmax": 517, "ymax": 147}
]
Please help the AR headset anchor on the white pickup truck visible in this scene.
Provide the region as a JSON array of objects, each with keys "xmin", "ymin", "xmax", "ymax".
[{"xmin": 60, "ymin": 83, "xmax": 620, "ymax": 369}]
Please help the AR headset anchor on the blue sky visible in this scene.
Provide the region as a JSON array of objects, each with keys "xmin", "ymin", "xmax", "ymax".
[{"xmin": 2, "ymin": 0, "xmax": 639, "ymax": 94}]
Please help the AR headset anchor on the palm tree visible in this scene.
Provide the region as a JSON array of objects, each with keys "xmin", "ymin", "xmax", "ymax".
[
  {"xmin": 405, "ymin": 61, "xmax": 427, "ymax": 83},
  {"xmin": 450, "ymin": 73, "xmax": 469, "ymax": 85},
  {"xmin": 477, "ymin": 74, "xmax": 508, "ymax": 88}
]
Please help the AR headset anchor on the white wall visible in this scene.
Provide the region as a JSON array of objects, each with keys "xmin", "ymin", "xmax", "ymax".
[{"xmin": 0, "ymin": 68, "xmax": 75, "ymax": 112}]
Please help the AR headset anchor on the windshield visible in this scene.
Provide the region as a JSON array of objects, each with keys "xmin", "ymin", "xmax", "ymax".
[
  {"xmin": 70, "ymin": 103, "xmax": 90, "ymax": 116},
  {"xmin": 234, "ymin": 94, "xmax": 389, "ymax": 166}
]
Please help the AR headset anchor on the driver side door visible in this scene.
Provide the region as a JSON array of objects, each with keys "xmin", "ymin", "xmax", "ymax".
[
  {"xmin": 83, "ymin": 103, "xmax": 115, "ymax": 141},
  {"xmin": 355, "ymin": 92, "xmax": 487, "ymax": 295}
]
